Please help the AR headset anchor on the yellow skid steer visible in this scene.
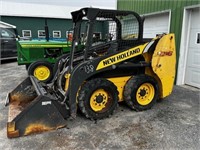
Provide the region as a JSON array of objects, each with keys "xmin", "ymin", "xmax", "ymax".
[{"xmin": 6, "ymin": 8, "xmax": 176, "ymax": 138}]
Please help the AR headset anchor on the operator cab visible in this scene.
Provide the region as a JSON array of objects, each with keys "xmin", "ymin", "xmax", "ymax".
[{"xmin": 69, "ymin": 8, "xmax": 144, "ymax": 68}]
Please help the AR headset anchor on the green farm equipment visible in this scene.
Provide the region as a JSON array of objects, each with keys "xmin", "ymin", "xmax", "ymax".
[{"xmin": 17, "ymin": 40, "xmax": 71, "ymax": 83}]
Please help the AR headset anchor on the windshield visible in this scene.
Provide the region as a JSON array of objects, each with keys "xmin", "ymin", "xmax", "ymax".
[
  {"xmin": 79, "ymin": 14, "xmax": 139, "ymax": 46},
  {"xmin": 79, "ymin": 19, "xmax": 117, "ymax": 47}
]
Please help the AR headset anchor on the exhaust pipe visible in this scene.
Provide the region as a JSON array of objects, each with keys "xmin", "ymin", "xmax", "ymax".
[{"xmin": 45, "ymin": 19, "xmax": 49, "ymax": 42}]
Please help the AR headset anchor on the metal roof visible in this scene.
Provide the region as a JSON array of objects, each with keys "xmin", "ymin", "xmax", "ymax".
[{"xmin": 0, "ymin": 21, "xmax": 16, "ymax": 28}]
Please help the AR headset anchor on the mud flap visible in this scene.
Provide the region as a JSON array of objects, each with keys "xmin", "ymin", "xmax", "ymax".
[{"xmin": 6, "ymin": 76, "xmax": 69, "ymax": 138}]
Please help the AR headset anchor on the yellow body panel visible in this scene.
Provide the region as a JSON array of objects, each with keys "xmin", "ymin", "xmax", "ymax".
[
  {"xmin": 96, "ymin": 43, "xmax": 148, "ymax": 70},
  {"xmin": 151, "ymin": 34, "xmax": 176, "ymax": 98},
  {"xmin": 107, "ymin": 76, "xmax": 131, "ymax": 102}
]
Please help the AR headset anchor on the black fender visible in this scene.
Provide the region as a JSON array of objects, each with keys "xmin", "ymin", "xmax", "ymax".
[{"xmin": 68, "ymin": 57, "xmax": 113, "ymax": 118}]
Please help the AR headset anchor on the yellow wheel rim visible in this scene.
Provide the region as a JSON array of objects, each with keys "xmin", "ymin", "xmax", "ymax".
[
  {"xmin": 90, "ymin": 89, "xmax": 109, "ymax": 112},
  {"xmin": 136, "ymin": 83, "xmax": 155, "ymax": 106},
  {"xmin": 34, "ymin": 65, "xmax": 50, "ymax": 81}
]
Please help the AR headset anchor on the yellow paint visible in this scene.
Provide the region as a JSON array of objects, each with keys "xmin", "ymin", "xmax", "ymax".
[
  {"xmin": 90, "ymin": 89, "xmax": 108, "ymax": 112},
  {"xmin": 7, "ymin": 122, "xmax": 19, "ymax": 138},
  {"xmin": 7, "ymin": 122, "xmax": 16, "ymax": 132},
  {"xmin": 122, "ymin": 33, "xmax": 138, "ymax": 40},
  {"xmin": 64, "ymin": 73, "xmax": 71, "ymax": 91},
  {"xmin": 142, "ymin": 53, "xmax": 163, "ymax": 97},
  {"xmin": 24, "ymin": 123, "xmax": 54, "ymax": 135},
  {"xmin": 21, "ymin": 44, "xmax": 70, "ymax": 48},
  {"xmin": 107, "ymin": 76, "xmax": 131, "ymax": 102},
  {"xmin": 34, "ymin": 65, "xmax": 50, "ymax": 81},
  {"xmin": 96, "ymin": 43, "xmax": 148, "ymax": 70},
  {"xmin": 136, "ymin": 83, "xmax": 155, "ymax": 105},
  {"xmin": 151, "ymin": 34, "xmax": 176, "ymax": 98}
]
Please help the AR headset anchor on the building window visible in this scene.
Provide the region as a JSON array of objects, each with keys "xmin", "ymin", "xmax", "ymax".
[
  {"xmin": 38, "ymin": 30, "xmax": 46, "ymax": 38},
  {"xmin": 197, "ymin": 33, "xmax": 200, "ymax": 44},
  {"xmin": 22, "ymin": 30, "xmax": 31, "ymax": 37},
  {"xmin": 53, "ymin": 31, "xmax": 61, "ymax": 38}
]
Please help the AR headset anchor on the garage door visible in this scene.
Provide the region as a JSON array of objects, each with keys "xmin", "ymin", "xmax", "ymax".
[
  {"xmin": 143, "ymin": 12, "xmax": 170, "ymax": 38},
  {"xmin": 185, "ymin": 8, "xmax": 200, "ymax": 88}
]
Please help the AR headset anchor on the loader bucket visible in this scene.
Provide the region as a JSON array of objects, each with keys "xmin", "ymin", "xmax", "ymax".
[{"xmin": 6, "ymin": 76, "xmax": 69, "ymax": 138}]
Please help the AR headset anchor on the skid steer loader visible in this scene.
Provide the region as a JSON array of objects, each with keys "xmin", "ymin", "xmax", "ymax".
[{"xmin": 5, "ymin": 8, "xmax": 176, "ymax": 138}]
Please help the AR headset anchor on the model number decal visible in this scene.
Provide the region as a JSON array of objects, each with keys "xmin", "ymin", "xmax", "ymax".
[
  {"xmin": 157, "ymin": 51, "xmax": 173, "ymax": 56},
  {"xmin": 84, "ymin": 65, "xmax": 94, "ymax": 74}
]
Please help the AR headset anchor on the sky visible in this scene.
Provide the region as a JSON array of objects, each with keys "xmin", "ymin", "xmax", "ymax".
[
  {"xmin": 1, "ymin": 0, "xmax": 117, "ymax": 18},
  {"xmin": 4, "ymin": 0, "xmax": 116, "ymax": 8}
]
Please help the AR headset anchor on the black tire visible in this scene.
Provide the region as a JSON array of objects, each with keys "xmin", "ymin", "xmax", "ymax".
[
  {"xmin": 28, "ymin": 61, "xmax": 53, "ymax": 83},
  {"xmin": 123, "ymin": 74, "xmax": 159, "ymax": 111},
  {"xmin": 78, "ymin": 78, "xmax": 119, "ymax": 120}
]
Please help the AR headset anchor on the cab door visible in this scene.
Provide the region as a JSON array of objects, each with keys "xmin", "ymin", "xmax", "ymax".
[{"xmin": 0, "ymin": 28, "xmax": 17, "ymax": 59}]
